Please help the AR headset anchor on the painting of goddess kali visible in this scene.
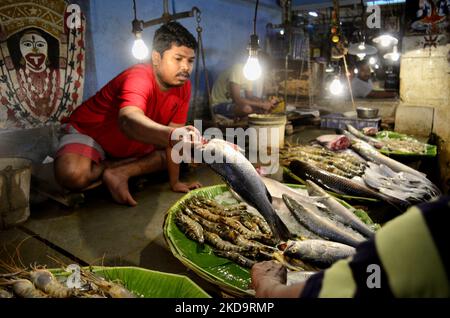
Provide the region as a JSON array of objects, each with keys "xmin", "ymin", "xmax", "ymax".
[{"xmin": 0, "ymin": 0, "xmax": 86, "ymax": 129}]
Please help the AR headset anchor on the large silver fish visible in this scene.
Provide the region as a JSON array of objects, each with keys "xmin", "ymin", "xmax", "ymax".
[
  {"xmin": 283, "ymin": 239, "xmax": 356, "ymax": 267},
  {"xmin": 305, "ymin": 180, "xmax": 375, "ymax": 238},
  {"xmin": 203, "ymin": 139, "xmax": 291, "ymax": 241},
  {"xmin": 282, "ymin": 194, "xmax": 365, "ymax": 247}
]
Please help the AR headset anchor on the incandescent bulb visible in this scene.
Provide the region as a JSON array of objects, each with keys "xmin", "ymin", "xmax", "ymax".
[
  {"xmin": 369, "ymin": 57, "xmax": 376, "ymax": 65},
  {"xmin": 329, "ymin": 78, "xmax": 343, "ymax": 95},
  {"xmin": 243, "ymin": 56, "xmax": 262, "ymax": 81},
  {"xmin": 132, "ymin": 37, "xmax": 149, "ymax": 60},
  {"xmin": 357, "ymin": 53, "xmax": 366, "ymax": 60}
]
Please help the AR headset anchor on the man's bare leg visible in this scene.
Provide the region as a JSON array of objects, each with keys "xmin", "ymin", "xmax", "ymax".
[
  {"xmin": 54, "ymin": 153, "xmax": 104, "ymax": 190},
  {"xmin": 102, "ymin": 150, "xmax": 167, "ymax": 206}
]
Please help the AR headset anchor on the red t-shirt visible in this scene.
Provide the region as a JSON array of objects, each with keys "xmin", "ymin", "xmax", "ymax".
[{"xmin": 68, "ymin": 64, "xmax": 191, "ymax": 158}]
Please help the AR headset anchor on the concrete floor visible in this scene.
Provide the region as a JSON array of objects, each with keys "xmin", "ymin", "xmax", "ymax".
[{"xmin": 0, "ymin": 126, "xmax": 425, "ymax": 296}]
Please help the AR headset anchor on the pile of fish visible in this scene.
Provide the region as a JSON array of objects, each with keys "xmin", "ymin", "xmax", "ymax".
[
  {"xmin": 283, "ymin": 125, "xmax": 440, "ymax": 211},
  {"xmin": 176, "ymin": 196, "xmax": 278, "ymax": 269},
  {"xmin": 0, "ymin": 264, "xmax": 136, "ymax": 298},
  {"xmin": 280, "ymin": 144, "xmax": 367, "ymax": 179}
]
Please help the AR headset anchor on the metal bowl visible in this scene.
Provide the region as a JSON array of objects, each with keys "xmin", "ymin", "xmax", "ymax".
[{"xmin": 356, "ymin": 107, "xmax": 379, "ymax": 119}]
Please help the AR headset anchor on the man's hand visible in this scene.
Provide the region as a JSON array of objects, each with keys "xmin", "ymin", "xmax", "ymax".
[
  {"xmin": 169, "ymin": 125, "xmax": 204, "ymax": 148},
  {"xmin": 171, "ymin": 181, "xmax": 202, "ymax": 193},
  {"xmin": 250, "ymin": 261, "xmax": 287, "ymax": 297}
]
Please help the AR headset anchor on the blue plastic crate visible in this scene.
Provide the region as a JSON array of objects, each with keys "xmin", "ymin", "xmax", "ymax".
[{"xmin": 320, "ymin": 113, "xmax": 381, "ymax": 130}]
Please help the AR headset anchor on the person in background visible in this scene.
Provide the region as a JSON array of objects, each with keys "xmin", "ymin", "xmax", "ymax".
[
  {"xmin": 54, "ymin": 22, "xmax": 202, "ymax": 207},
  {"xmin": 210, "ymin": 54, "xmax": 279, "ymax": 119},
  {"xmin": 351, "ymin": 61, "xmax": 397, "ymax": 99},
  {"xmin": 251, "ymin": 196, "xmax": 449, "ymax": 298}
]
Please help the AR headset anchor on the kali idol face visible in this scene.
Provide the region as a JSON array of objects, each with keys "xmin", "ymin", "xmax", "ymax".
[{"xmin": 20, "ymin": 31, "xmax": 48, "ymax": 72}]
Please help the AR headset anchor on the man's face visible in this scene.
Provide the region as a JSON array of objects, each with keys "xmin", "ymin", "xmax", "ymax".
[
  {"xmin": 152, "ymin": 44, "xmax": 195, "ymax": 89},
  {"xmin": 358, "ymin": 64, "xmax": 371, "ymax": 82}
]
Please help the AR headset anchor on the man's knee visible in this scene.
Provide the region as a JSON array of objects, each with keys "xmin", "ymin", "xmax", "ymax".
[{"xmin": 54, "ymin": 156, "xmax": 93, "ymax": 190}]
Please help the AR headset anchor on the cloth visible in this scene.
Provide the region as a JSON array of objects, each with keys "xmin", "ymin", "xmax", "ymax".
[
  {"xmin": 55, "ymin": 123, "xmax": 105, "ymax": 163},
  {"xmin": 351, "ymin": 77, "xmax": 373, "ymax": 98},
  {"xmin": 213, "ymin": 102, "xmax": 235, "ymax": 118},
  {"xmin": 301, "ymin": 196, "xmax": 450, "ymax": 298},
  {"xmin": 66, "ymin": 64, "xmax": 190, "ymax": 158},
  {"xmin": 211, "ymin": 63, "xmax": 261, "ymax": 106}
]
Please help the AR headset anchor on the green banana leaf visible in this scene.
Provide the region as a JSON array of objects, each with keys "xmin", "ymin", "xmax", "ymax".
[
  {"xmin": 375, "ymin": 131, "xmax": 437, "ymax": 157},
  {"xmin": 283, "ymin": 167, "xmax": 379, "ymax": 203},
  {"xmin": 51, "ymin": 266, "xmax": 210, "ymax": 298},
  {"xmin": 163, "ymin": 184, "xmax": 379, "ymax": 297}
]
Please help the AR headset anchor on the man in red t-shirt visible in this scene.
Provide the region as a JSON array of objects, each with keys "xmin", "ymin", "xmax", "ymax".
[{"xmin": 54, "ymin": 22, "xmax": 202, "ymax": 206}]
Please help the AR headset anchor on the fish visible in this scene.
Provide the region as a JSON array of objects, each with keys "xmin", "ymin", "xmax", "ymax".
[
  {"xmin": 305, "ymin": 180, "xmax": 375, "ymax": 238},
  {"xmin": 316, "ymin": 134, "xmax": 351, "ymax": 151},
  {"xmin": 283, "ymin": 239, "xmax": 356, "ymax": 267},
  {"xmin": 346, "ymin": 124, "xmax": 384, "ymax": 148},
  {"xmin": 203, "ymin": 139, "xmax": 291, "ymax": 241},
  {"xmin": 362, "ymin": 162, "xmax": 439, "ymax": 202},
  {"xmin": 271, "ymin": 196, "xmax": 322, "ymax": 240},
  {"xmin": 282, "ymin": 194, "xmax": 365, "ymax": 247},
  {"xmin": 286, "ymin": 271, "xmax": 317, "ymax": 286},
  {"xmin": 289, "ymin": 160, "xmax": 410, "ymax": 211},
  {"xmin": 261, "ymin": 176, "xmax": 327, "ymax": 209}
]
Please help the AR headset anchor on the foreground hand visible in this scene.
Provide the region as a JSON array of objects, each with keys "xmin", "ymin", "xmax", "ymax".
[
  {"xmin": 171, "ymin": 181, "xmax": 202, "ymax": 193},
  {"xmin": 250, "ymin": 261, "xmax": 287, "ymax": 296}
]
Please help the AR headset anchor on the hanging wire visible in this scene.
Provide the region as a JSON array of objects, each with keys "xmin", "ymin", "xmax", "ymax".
[
  {"xmin": 253, "ymin": 0, "xmax": 259, "ymax": 35},
  {"xmin": 133, "ymin": 0, "xmax": 137, "ymax": 20}
]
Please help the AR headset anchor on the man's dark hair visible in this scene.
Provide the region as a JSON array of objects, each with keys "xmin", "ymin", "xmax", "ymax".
[{"xmin": 152, "ymin": 21, "xmax": 197, "ymax": 55}]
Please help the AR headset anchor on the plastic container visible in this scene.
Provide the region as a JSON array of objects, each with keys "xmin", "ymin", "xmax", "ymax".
[
  {"xmin": 0, "ymin": 157, "xmax": 31, "ymax": 230},
  {"xmin": 248, "ymin": 114, "xmax": 287, "ymax": 150},
  {"xmin": 320, "ymin": 113, "xmax": 381, "ymax": 130}
]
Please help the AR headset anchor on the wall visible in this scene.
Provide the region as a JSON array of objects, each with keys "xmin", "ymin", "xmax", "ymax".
[
  {"xmin": 398, "ymin": 35, "xmax": 450, "ymax": 192},
  {"xmin": 88, "ymin": 0, "xmax": 282, "ymax": 117}
]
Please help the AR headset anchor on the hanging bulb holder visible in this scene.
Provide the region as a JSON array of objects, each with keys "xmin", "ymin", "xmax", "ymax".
[
  {"xmin": 130, "ymin": 0, "xmax": 200, "ymax": 59},
  {"xmin": 248, "ymin": 34, "xmax": 260, "ymax": 56}
]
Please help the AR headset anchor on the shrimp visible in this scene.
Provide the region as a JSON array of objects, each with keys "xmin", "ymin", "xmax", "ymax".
[
  {"xmin": 29, "ymin": 268, "xmax": 72, "ymax": 298},
  {"xmin": 203, "ymin": 231, "xmax": 249, "ymax": 253},
  {"xmin": 175, "ymin": 211, "xmax": 204, "ymax": 244},
  {"xmin": 213, "ymin": 250, "xmax": 256, "ymax": 268},
  {"xmin": 1, "ymin": 279, "xmax": 48, "ymax": 298},
  {"xmin": 80, "ymin": 270, "xmax": 136, "ymax": 298},
  {"xmin": 0, "ymin": 287, "xmax": 13, "ymax": 298}
]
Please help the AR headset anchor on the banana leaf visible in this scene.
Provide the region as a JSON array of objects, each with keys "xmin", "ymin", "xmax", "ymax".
[
  {"xmin": 283, "ymin": 166, "xmax": 379, "ymax": 203},
  {"xmin": 51, "ymin": 266, "xmax": 210, "ymax": 298},
  {"xmin": 375, "ymin": 131, "xmax": 437, "ymax": 157},
  {"xmin": 163, "ymin": 184, "xmax": 379, "ymax": 297}
]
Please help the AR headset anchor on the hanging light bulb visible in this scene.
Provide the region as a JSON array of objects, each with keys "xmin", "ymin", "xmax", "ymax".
[
  {"xmin": 369, "ymin": 56, "xmax": 376, "ymax": 65},
  {"xmin": 132, "ymin": 32, "xmax": 149, "ymax": 60},
  {"xmin": 354, "ymin": 68, "xmax": 359, "ymax": 74},
  {"xmin": 329, "ymin": 76, "xmax": 344, "ymax": 95},
  {"xmin": 358, "ymin": 42, "xmax": 366, "ymax": 50},
  {"xmin": 131, "ymin": 32, "xmax": 148, "ymax": 60},
  {"xmin": 356, "ymin": 53, "xmax": 366, "ymax": 60},
  {"xmin": 244, "ymin": 33, "xmax": 262, "ymax": 81},
  {"xmin": 244, "ymin": 0, "xmax": 262, "ymax": 81},
  {"xmin": 243, "ymin": 55, "xmax": 262, "ymax": 81}
]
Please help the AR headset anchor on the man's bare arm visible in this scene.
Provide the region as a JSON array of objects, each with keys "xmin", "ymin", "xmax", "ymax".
[
  {"xmin": 230, "ymin": 82, "xmax": 273, "ymax": 111},
  {"xmin": 118, "ymin": 106, "xmax": 172, "ymax": 147}
]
